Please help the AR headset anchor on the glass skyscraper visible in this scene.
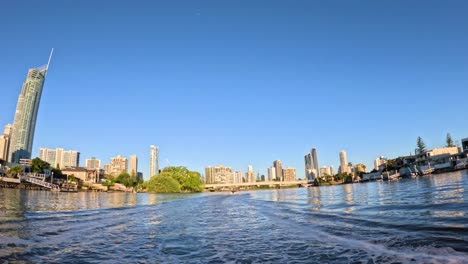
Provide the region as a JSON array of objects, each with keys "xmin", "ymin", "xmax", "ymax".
[{"xmin": 9, "ymin": 50, "xmax": 53, "ymax": 163}]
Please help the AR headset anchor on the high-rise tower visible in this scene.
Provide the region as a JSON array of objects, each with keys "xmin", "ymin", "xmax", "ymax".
[
  {"xmin": 339, "ymin": 150, "xmax": 350, "ymax": 174},
  {"xmin": 273, "ymin": 160, "xmax": 283, "ymax": 181},
  {"xmin": 0, "ymin": 124, "xmax": 13, "ymax": 161},
  {"xmin": 130, "ymin": 155, "xmax": 138, "ymax": 177},
  {"xmin": 9, "ymin": 49, "xmax": 54, "ymax": 163},
  {"xmin": 150, "ymin": 145, "xmax": 159, "ymax": 177},
  {"xmin": 304, "ymin": 148, "xmax": 319, "ymax": 182}
]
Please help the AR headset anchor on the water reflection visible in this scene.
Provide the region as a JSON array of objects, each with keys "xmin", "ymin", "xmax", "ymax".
[{"xmin": 0, "ymin": 189, "xmax": 198, "ymax": 213}]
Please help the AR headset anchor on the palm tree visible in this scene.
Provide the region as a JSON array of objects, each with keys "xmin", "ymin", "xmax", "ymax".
[{"xmin": 8, "ymin": 165, "xmax": 23, "ymax": 178}]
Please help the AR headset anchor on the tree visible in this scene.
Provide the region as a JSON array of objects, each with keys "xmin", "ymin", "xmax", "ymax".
[
  {"xmin": 31, "ymin": 158, "xmax": 51, "ymax": 174},
  {"xmin": 159, "ymin": 166, "xmax": 204, "ymax": 192},
  {"xmin": 7, "ymin": 165, "xmax": 23, "ymax": 178},
  {"xmin": 147, "ymin": 174, "xmax": 181, "ymax": 193},
  {"xmin": 145, "ymin": 166, "xmax": 204, "ymax": 193},
  {"xmin": 446, "ymin": 133, "xmax": 455, "ymax": 148},
  {"xmin": 417, "ymin": 136, "xmax": 426, "ymax": 154},
  {"xmin": 115, "ymin": 173, "xmax": 137, "ymax": 187}
]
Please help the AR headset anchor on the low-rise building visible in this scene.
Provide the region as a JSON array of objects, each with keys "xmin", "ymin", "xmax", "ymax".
[{"xmin": 62, "ymin": 167, "xmax": 104, "ymax": 183}]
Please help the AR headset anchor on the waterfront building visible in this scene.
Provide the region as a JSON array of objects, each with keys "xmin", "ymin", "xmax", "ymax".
[
  {"xmin": 427, "ymin": 147, "xmax": 459, "ymax": 157},
  {"xmin": 61, "ymin": 167, "xmax": 104, "ymax": 183},
  {"xmin": 339, "ymin": 151, "xmax": 350, "ymax": 174},
  {"xmin": 330, "ymin": 166, "xmax": 335, "ymax": 176},
  {"xmin": 413, "ymin": 146, "xmax": 460, "ymax": 168},
  {"xmin": 38, "ymin": 148, "xmax": 80, "ymax": 169},
  {"xmin": 9, "ymin": 50, "xmax": 53, "ymax": 163},
  {"xmin": 129, "ymin": 155, "xmax": 138, "ymax": 177},
  {"xmin": 268, "ymin": 167, "xmax": 276, "ymax": 181},
  {"xmin": 205, "ymin": 165, "xmax": 234, "ymax": 184},
  {"xmin": 245, "ymin": 165, "xmax": 256, "ymax": 183},
  {"xmin": 109, "ymin": 155, "xmax": 128, "ymax": 176},
  {"xmin": 273, "ymin": 160, "xmax": 283, "ymax": 181},
  {"xmin": 304, "ymin": 148, "xmax": 319, "ymax": 182},
  {"xmin": 0, "ymin": 124, "xmax": 13, "ymax": 161},
  {"xmin": 149, "ymin": 145, "xmax": 159, "ymax": 177},
  {"xmin": 282, "ymin": 168, "xmax": 296, "ymax": 181},
  {"xmin": 85, "ymin": 157, "xmax": 101, "ymax": 169},
  {"xmin": 374, "ymin": 157, "xmax": 386, "ymax": 171},
  {"xmin": 354, "ymin": 164, "xmax": 367, "ymax": 176},
  {"xmin": 462, "ymin": 138, "xmax": 468, "ymax": 152}
]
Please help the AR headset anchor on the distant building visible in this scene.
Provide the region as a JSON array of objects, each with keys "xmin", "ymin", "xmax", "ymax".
[
  {"xmin": 149, "ymin": 145, "xmax": 159, "ymax": 177},
  {"xmin": 268, "ymin": 167, "xmax": 276, "ymax": 181},
  {"xmin": 103, "ymin": 164, "xmax": 111, "ymax": 175},
  {"xmin": 234, "ymin": 171, "xmax": 243, "ymax": 184},
  {"xmin": 305, "ymin": 148, "xmax": 319, "ymax": 182},
  {"xmin": 330, "ymin": 166, "xmax": 335, "ymax": 176},
  {"xmin": 109, "ymin": 155, "xmax": 128, "ymax": 176},
  {"xmin": 129, "ymin": 155, "xmax": 138, "ymax": 177},
  {"xmin": 205, "ymin": 165, "xmax": 234, "ymax": 184},
  {"xmin": 0, "ymin": 124, "xmax": 13, "ymax": 161},
  {"xmin": 260, "ymin": 175, "xmax": 265, "ymax": 181},
  {"xmin": 86, "ymin": 157, "xmax": 101, "ymax": 169},
  {"xmin": 282, "ymin": 168, "xmax": 296, "ymax": 181},
  {"xmin": 339, "ymin": 151, "xmax": 350, "ymax": 174},
  {"xmin": 245, "ymin": 165, "xmax": 256, "ymax": 183},
  {"xmin": 38, "ymin": 148, "xmax": 80, "ymax": 169},
  {"xmin": 320, "ymin": 166, "xmax": 331, "ymax": 176},
  {"xmin": 137, "ymin": 172, "xmax": 144, "ymax": 182},
  {"xmin": 273, "ymin": 160, "xmax": 283, "ymax": 181},
  {"xmin": 9, "ymin": 52, "xmax": 53, "ymax": 163}
]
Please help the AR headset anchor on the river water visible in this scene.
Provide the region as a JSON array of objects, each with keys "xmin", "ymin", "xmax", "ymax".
[{"xmin": 1, "ymin": 171, "xmax": 468, "ymax": 263}]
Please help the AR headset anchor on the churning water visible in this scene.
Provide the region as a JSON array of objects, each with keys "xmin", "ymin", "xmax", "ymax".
[{"xmin": 1, "ymin": 171, "xmax": 468, "ymax": 263}]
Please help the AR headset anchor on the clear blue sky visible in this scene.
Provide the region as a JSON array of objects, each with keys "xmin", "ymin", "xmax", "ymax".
[{"xmin": 1, "ymin": 1, "xmax": 467, "ymax": 179}]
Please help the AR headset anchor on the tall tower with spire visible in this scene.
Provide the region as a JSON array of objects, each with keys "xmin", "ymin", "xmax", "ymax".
[{"xmin": 8, "ymin": 49, "xmax": 53, "ymax": 163}]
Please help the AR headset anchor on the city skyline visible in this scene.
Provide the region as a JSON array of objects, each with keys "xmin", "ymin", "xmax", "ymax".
[{"xmin": 1, "ymin": 1, "xmax": 468, "ymax": 177}]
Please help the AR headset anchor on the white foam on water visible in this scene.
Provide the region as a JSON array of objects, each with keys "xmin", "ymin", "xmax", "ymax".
[{"xmin": 309, "ymin": 225, "xmax": 468, "ymax": 264}]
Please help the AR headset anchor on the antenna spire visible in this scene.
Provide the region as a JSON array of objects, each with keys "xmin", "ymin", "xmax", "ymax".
[{"xmin": 45, "ymin": 48, "xmax": 54, "ymax": 75}]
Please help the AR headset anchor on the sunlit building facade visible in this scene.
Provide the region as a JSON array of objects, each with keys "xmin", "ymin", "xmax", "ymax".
[
  {"xmin": 150, "ymin": 145, "xmax": 159, "ymax": 177},
  {"xmin": 9, "ymin": 51, "xmax": 53, "ymax": 163}
]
